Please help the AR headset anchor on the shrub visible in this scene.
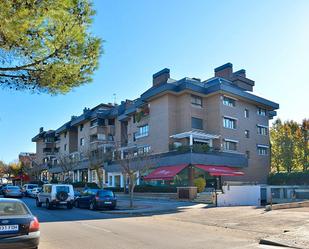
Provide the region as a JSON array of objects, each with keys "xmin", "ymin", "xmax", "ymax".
[
  {"xmin": 268, "ymin": 171, "xmax": 309, "ymax": 185},
  {"xmin": 50, "ymin": 178, "xmax": 58, "ymax": 184},
  {"xmin": 105, "ymin": 185, "xmax": 177, "ymax": 193},
  {"xmin": 193, "ymin": 144, "xmax": 210, "ymax": 153},
  {"xmin": 194, "ymin": 177, "xmax": 206, "ymax": 193},
  {"xmin": 72, "ymin": 182, "xmax": 99, "ymax": 189}
]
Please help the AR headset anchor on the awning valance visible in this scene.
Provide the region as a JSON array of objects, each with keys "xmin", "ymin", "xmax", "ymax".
[
  {"xmin": 143, "ymin": 164, "xmax": 188, "ymax": 181},
  {"xmin": 195, "ymin": 164, "xmax": 244, "ymax": 176}
]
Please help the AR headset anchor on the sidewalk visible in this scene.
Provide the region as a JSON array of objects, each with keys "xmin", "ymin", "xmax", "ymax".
[{"xmin": 101, "ymin": 196, "xmax": 208, "ymax": 215}]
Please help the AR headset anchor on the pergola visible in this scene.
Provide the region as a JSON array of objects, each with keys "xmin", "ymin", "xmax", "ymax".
[{"xmin": 170, "ymin": 130, "xmax": 220, "ymax": 147}]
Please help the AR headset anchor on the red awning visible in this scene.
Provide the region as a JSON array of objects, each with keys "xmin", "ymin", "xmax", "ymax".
[
  {"xmin": 195, "ymin": 164, "xmax": 244, "ymax": 176},
  {"xmin": 143, "ymin": 164, "xmax": 188, "ymax": 181}
]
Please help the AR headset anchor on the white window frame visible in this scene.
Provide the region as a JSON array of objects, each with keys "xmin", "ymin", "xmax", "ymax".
[
  {"xmin": 223, "ymin": 139, "xmax": 238, "ymax": 151},
  {"xmin": 257, "ymin": 107, "xmax": 267, "ymax": 116},
  {"xmin": 223, "ymin": 96, "xmax": 236, "ymax": 107},
  {"xmin": 257, "ymin": 125, "xmax": 268, "ymax": 135},
  {"xmin": 244, "ymin": 109, "xmax": 249, "ymax": 118},
  {"xmin": 223, "ymin": 116, "xmax": 237, "ymax": 129},
  {"xmin": 257, "ymin": 145, "xmax": 269, "ymax": 155},
  {"xmin": 191, "ymin": 94, "xmax": 203, "ymax": 108},
  {"xmin": 135, "ymin": 124, "xmax": 149, "ymax": 139}
]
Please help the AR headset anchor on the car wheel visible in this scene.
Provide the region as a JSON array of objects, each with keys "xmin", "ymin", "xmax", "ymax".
[
  {"xmin": 75, "ymin": 200, "xmax": 80, "ymax": 208},
  {"xmin": 67, "ymin": 203, "xmax": 73, "ymax": 209},
  {"xmin": 46, "ymin": 200, "xmax": 52, "ymax": 210},
  {"xmin": 89, "ymin": 202, "xmax": 96, "ymax": 211},
  {"xmin": 36, "ymin": 198, "xmax": 42, "ymax": 207}
]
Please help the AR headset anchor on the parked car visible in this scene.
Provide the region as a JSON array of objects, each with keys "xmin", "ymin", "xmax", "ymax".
[
  {"xmin": 75, "ymin": 189, "xmax": 116, "ymax": 210},
  {"xmin": 2, "ymin": 186, "xmax": 23, "ymax": 198},
  {"xmin": 22, "ymin": 184, "xmax": 39, "ymax": 197},
  {"xmin": 0, "ymin": 198, "xmax": 40, "ymax": 249},
  {"xmin": 74, "ymin": 190, "xmax": 81, "ymax": 200},
  {"xmin": 0, "ymin": 184, "xmax": 13, "ymax": 195},
  {"xmin": 30, "ymin": 187, "xmax": 42, "ymax": 198},
  {"xmin": 36, "ymin": 184, "xmax": 74, "ymax": 209}
]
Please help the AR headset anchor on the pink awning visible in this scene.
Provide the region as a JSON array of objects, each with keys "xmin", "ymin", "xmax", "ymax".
[
  {"xmin": 195, "ymin": 164, "xmax": 244, "ymax": 176},
  {"xmin": 143, "ymin": 164, "xmax": 188, "ymax": 181}
]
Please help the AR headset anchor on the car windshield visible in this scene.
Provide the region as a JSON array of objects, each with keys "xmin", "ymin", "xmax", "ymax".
[
  {"xmin": 97, "ymin": 190, "xmax": 114, "ymax": 198},
  {"xmin": 56, "ymin": 186, "xmax": 70, "ymax": 193},
  {"xmin": 27, "ymin": 185, "xmax": 37, "ymax": 189},
  {"xmin": 7, "ymin": 186, "xmax": 20, "ymax": 190},
  {"xmin": 0, "ymin": 202, "xmax": 30, "ymax": 216}
]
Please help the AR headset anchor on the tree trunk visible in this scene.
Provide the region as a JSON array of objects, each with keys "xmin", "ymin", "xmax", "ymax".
[
  {"xmin": 95, "ymin": 167, "xmax": 103, "ymax": 189},
  {"xmin": 129, "ymin": 185, "xmax": 134, "ymax": 208}
]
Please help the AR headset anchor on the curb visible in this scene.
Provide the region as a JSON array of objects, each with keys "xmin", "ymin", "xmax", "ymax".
[
  {"xmin": 259, "ymin": 238, "xmax": 303, "ymax": 249},
  {"xmin": 265, "ymin": 201, "xmax": 309, "ymax": 211},
  {"xmin": 100, "ymin": 208, "xmax": 179, "ymax": 215}
]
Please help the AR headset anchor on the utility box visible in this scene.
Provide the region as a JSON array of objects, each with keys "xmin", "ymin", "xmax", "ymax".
[{"xmin": 177, "ymin": 187, "xmax": 197, "ymax": 200}]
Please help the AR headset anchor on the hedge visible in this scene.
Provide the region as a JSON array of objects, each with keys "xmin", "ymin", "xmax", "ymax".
[
  {"xmin": 72, "ymin": 182, "xmax": 99, "ymax": 189},
  {"xmin": 268, "ymin": 171, "xmax": 309, "ymax": 185},
  {"xmin": 105, "ymin": 185, "xmax": 177, "ymax": 193}
]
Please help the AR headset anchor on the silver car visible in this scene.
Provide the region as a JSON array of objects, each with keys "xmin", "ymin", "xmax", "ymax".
[
  {"xmin": 2, "ymin": 186, "xmax": 23, "ymax": 198},
  {"xmin": 30, "ymin": 187, "xmax": 42, "ymax": 198}
]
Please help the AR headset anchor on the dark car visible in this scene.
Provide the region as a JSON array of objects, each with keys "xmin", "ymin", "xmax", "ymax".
[
  {"xmin": 0, "ymin": 198, "xmax": 40, "ymax": 249},
  {"xmin": 2, "ymin": 186, "xmax": 23, "ymax": 198},
  {"xmin": 75, "ymin": 189, "xmax": 116, "ymax": 210}
]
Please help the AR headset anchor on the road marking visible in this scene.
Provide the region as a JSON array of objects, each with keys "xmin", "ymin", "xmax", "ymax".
[{"xmin": 78, "ymin": 222, "xmax": 112, "ymax": 233}]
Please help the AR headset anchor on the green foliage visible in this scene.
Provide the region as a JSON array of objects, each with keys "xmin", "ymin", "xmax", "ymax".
[
  {"xmin": 72, "ymin": 181, "xmax": 99, "ymax": 189},
  {"xmin": 105, "ymin": 185, "xmax": 177, "ymax": 193},
  {"xmin": 271, "ymin": 118, "xmax": 308, "ymax": 173},
  {"xmin": 50, "ymin": 178, "xmax": 58, "ymax": 184},
  {"xmin": 0, "ymin": 0, "xmax": 101, "ymax": 94},
  {"xmin": 169, "ymin": 144, "xmax": 210, "ymax": 153},
  {"xmin": 268, "ymin": 171, "xmax": 309, "ymax": 185},
  {"xmin": 194, "ymin": 177, "xmax": 206, "ymax": 193},
  {"xmin": 193, "ymin": 143, "xmax": 210, "ymax": 153}
]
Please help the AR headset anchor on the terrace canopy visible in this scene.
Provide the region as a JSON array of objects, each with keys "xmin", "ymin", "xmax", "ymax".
[
  {"xmin": 143, "ymin": 164, "xmax": 244, "ymax": 181},
  {"xmin": 170, "ymin": 130, "xmax": 220, "ymax": 146}
]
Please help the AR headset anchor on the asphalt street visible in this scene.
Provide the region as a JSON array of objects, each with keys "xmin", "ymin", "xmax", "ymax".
[{"xmin": 13, "ymin": 197, "xmax": 287, "ymax": 249}]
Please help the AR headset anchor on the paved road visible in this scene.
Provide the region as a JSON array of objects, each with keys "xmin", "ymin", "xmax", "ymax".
[{"xmin": 14, "ymin": 197, "xmax": 283, "ymax": 249}]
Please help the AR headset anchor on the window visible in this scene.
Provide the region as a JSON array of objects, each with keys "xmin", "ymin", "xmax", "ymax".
[
  {"xmin": 223, "ymin": 117, "xmax": 237, "ymax": 129},
  {"xmin": 245, "ymin": 130, "xmax": 250, "ymax": 138},
  {"xmin": 246, "ymin": 150, "xmax": 250, "ymax": 159},
  {"xmin": 64, "ymin": 144, "xmax": 67, "ymax": 151},
  {"xmin": 192, "ymin": 117, "xmax": 203, "ymax": 130},
  {"xmin": 191, "ymin": 95, "xmax": 203, "ymax": 107},
  {"xmin": 64, "ymin": 131, "xmax": 67, "ymax": 138},
  {"xmin": 257, "ymin": 125, "xmax": 268, "ymax": 135},
  {"xmin": 135, "ymin": 125, "xmax": 149, "ymax": 139},
  {"xmin": 108, "ymin": 119, "xmax": 115, "ymax": 125},
  {"xmin": 223, "ymin": 96, "xmax": 236, "ymax": 107},
  {"xmin": 138, "ymin": 145, "xmax": 151, "ymax": 154},
  {"xmin": 80, "ymin": 138, "xmax": 85, "ymax": 146},
  {"xmin": 133, "ymin": 114, "xmax": 136, "ymax": 123},
  {"xmin": 245, "ymin": 109, "xmax": 249, "ymax": 118},
  {"xmin": 90, "ymin": 119, "xmax": 98, "ymax": 127},
  {"xmin": 257, "ymin": 107, "xmax": 266, "ymax": 116},
  {"xmin": 80, "ymin": 124, "xmax": 84, "ymax": 131},
  {"xmin": 257, "ymin": 145, "xmax": 268, "ymax": 155},
  {"xmin": 223, "ymin": 140, "xmax": 237, "ymax": 151}
]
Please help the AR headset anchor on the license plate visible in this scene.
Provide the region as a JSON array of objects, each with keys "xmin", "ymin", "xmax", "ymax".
[
  {"xmin": 0, "ymin": 225, "xmax": 19, "ymax": 233},
  {"xmin": 104, "ymin": 201, "xmax": 112, "ymax": 204}
]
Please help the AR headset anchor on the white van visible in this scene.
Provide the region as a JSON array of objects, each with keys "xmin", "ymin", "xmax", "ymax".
[{"xmin": 36, "ymin": 184, "xmax": 74, "ymax": 209}]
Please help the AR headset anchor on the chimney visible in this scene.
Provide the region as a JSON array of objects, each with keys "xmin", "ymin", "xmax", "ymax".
[
  {"xmin": 214, "ymin": 63, "xmax": 233, "ymax": 79},
  {"xmin": 152, "ymin": 68, "xmax": 170, "ymax": 87},
  {"xmin": 39, "ymin": 127, "xmax": 44, "ymax": 133},
  {"xmin": 83, "ymin": 107, "xmax": 89, "ymax": 113},
  {"xmin": 234, "ymin": 69, "xmax": 246, "ymax": 78}
]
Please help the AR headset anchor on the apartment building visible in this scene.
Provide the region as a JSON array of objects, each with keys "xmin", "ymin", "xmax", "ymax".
[{"xmin": 32, "ymin": 63, "xmax": 279, "ymax": 186}]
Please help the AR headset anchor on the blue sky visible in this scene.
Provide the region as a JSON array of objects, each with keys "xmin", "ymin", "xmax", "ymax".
[{"xmin": 0, "ymin": 0, "xmax": 308, "ymax": 163}]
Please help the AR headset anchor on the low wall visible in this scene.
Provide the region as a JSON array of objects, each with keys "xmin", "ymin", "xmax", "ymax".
[{"xmin": 217, "ymin": 185, "xmax": 261, "ymax": 207}]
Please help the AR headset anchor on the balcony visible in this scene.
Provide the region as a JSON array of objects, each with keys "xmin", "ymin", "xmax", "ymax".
[{"xmin": 90, "ymin": 125, "xmax": 115, "ymax": 136}]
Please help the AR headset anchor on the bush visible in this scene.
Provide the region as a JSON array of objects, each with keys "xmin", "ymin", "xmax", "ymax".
[
  {"xmin": 194, "ymin": 177, "xmax": 206, "ymax": 193},
  {"xmin": 105, "ymin": 185, "xmax": 177, "ymax": 193},
  {"xmin": 268, "ymin": 171, "xmax": 309, "ymax": 185},
  {"xmin": 50, "ymin": 178, "xmax": 58, "ymax": 184},
  {"xmin": 72, "ymin": 182, "xmax": 99, "ymax": 189}
]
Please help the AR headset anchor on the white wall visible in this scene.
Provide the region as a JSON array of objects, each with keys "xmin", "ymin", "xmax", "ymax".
[{"xmin": 217, "ymin": 185, "xmax": 261, "ymax": 207}]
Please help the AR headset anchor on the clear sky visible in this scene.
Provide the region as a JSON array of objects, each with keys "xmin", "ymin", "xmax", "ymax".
[{"xmin": 0, "ymin": 0, "xmax": 308, "ymax": 163}]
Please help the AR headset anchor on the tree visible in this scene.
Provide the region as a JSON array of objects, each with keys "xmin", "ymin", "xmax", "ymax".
[
  {"xmin": 83, "ymin": 146, "xmax": 113, "ymax": 188},
  {"xmin": 270, "ymin": 118, "xmax": 309, "ymax": 173},
  {"xmin": 56, "ymin": 153, "xmax": 79, "ymax": 183},
  {"xmin": 117, "ymin": 149, "xmax": 157, "ymax": 208},
  {"xmin": 0, "ymin": 0, "xmax": 101, "ymax": 94}
]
